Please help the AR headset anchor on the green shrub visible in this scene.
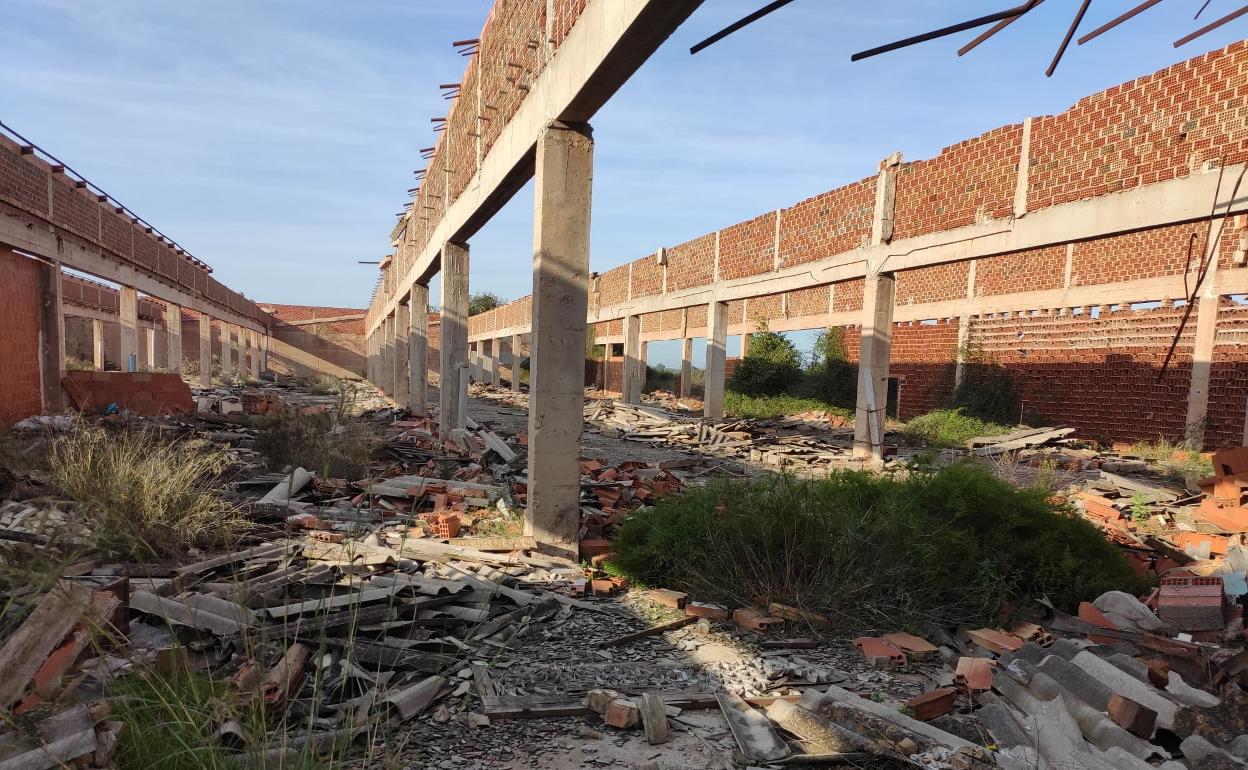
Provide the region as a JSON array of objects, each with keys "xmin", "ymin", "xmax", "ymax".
[
  {"xmin": 257, "ymin": 410, "xmax": 376, "ymax": 479},
  {"xmin": 50, "ymin": 428, "xmax": 244, "ymax": 559},
  {"xmin": 951, "ymin": 343, "xmax": 1020, "ymax": 424},
  {"xmin": 902, "ymin": 408, "xmax": 1013, "ymax": 448},
  {"xmin": 724, "ymin": 391, "xmax": 853, "ymax": 420},
  {"xmin": 610, "ymin": 463, "xmax": 1140, "ymax": 631},
  {"xmin": 730, "ymin": 322, "xmax": 802, "ymax": 396}
]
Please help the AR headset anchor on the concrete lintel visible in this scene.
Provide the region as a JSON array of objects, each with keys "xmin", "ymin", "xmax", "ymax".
[
  {"xmin": 0, "ymin": 208, "xmax": 266, "ymax": 334},
  {"xmin": 581, "ymin": 163, "xmax": 1248, "ymax": 324}
]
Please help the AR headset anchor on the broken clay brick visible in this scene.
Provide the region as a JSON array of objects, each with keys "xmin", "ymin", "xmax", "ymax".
[
  {"xmin": 685, "ymin": 602, "xmax": 731, "ymax": 621},
  {"xmin": 1108, "ymin": 694, "xmax": 1157, "ymax": 738},
  {"xmin": 906, "ymin": 688, "xmax": 958, "ymax": 721},
  {"xmin": 649, "ymin": 589, "xmax": 688, "ymax": 610},
  {"xmin": 853, "ymin": 637, "xmax": 907, "ymax": 669},
  {"xmin": 732, "ymin": 607, "xmax": 785, "ymax": 633}
]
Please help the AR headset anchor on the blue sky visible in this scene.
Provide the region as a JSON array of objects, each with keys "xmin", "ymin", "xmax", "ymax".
[{"xmin": 3, "ymin": 1, "xmax": 1244, "ymax": 367}]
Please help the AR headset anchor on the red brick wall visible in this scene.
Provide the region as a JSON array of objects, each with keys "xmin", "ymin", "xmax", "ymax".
[
  {"xmin": 666, "ymin": 233, "xmax": 715, "ymax": 291},
  {"xmin": 975, "ymin": 246, "xmax": 1067, "ymax": 296},
  {"xmin": 893, "ymin": 124, "xmax": 1023, "ymax": 240},
  {"xmin": 717, "ymin": 211, "xmax": 776, "ymax": 281},
  {"xmin": 0, "ymin": 249, "xmax": 43, "ymax": 424},
  {"xmin": 1070, "ymin": 223, "xmax": 1209, "ymax": 287},
  {"xmin": 972, "ymin": 307, "xmax": 1194, "ymax": 442},
  {"xmin": 263, "ymin": 303, "xmax": 366, "ymax": 378},
  {"xmin": 1208, "ymin": 302, "xmax": 1248, "ymax": 448},
  {"xmin": 1027, "ymin": 41, "xmax": 1248, "ymax": 211},
  {"xmin": 779, "ymin": 179, "xmax": 874, "ymax": 267},
  {"xmin": 895, "ymin": 262, "xmax": 970, "ymax": 306}
]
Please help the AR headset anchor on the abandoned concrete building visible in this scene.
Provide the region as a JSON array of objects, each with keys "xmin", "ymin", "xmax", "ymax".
[{"xmin": 5, "ymin": 2, "xmax": 1248, "ymax": 768}]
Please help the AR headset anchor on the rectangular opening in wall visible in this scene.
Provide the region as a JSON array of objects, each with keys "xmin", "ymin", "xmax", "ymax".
[{"xmin": 886, "ymin": 377, "xmax": 899, "ymax": 419}]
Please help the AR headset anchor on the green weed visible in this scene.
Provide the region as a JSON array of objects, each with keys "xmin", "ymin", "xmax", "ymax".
[{"xmin": 902, "ymin": 408, "xmax": 1013, "ymax": 449}]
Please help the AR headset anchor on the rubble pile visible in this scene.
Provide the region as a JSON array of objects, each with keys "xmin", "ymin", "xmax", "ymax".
[{"xmin": 584, "ymin": 400, "xmax": 858, "ymax": 470}]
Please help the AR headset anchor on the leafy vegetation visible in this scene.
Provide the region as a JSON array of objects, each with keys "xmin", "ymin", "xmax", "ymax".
[
  {"xmin": 1124, "ymin": 439, "xmax": 1213, "ymax": 481},
  {"xmin": 901, "ymin": 408, "xmax": 1014, "ymax": 448},
  {"xmin": 729, "ymin": 322, "xmax": 803, "ymax": 397},
  {"xmin": 50, "ymin": 427, "xmax": 244, "ymax": 559},
  {"xmin": 951, "ymin": 342, "xmax": 1020, "ymax": 425},
  {"xmin": 611, "ymin": 463, "xmax": 1141, "ymax": 631},
  {"xmin": 468, "ymin": 292, "xmax": 505, "ymax": 316},
  {"xmin": 724, "ymin": 391, "xmax": 853, "ymax": 420}
]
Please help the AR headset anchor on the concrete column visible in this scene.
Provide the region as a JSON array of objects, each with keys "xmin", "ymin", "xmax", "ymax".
[
  {"xmin": 491, "ymin": 338, "xmax": 504, "ymax": 387},
  {"xmin": 510, "ymin": 332, "xmax": 523, "ymax": 392},
  {"xmin": 198, "ymin": 315, "xmax": 211, "ymax": 386},
  {"xmin": 410, "ymin": 285, "xmax": 429, "ymax": 414},
  {"xmin": 853, "ymin": 272, "xmax": 896, "ymax": 462},
  {"xmin": 248, "ymin": 329, "xmax": 260, "ymax": 377},
  {"xmin": 679, "ymin": 337, "xmax": 693, "ymax": 398},
  {"xmin": 704, "ymin": 300, "xmax": 728, "ymax": 418},
  {"xmin": 639, "ymin": 340, "xmax": 649, "ymax": 393},
  {"xmin": 38, "ymin": 260, "xmax": 65, "ymax": 413},
  {"xmin": 230, "ymin": 324, "xmax": 242, "ymax": 376},
  {"xmin": 219, "ymin": 322, "xmax": 233, "ymax": 374},
  {"xmin": 166, "ymin": 303, "xmax": 182, "ymax": 372},
  {"xmin": 395, "ymin": 303, "xmax": 411, "ymax": 404},
  {"xmin": 526, "ymin": 120, "xmax": 593, "ymax": 559},
  {"xmin": 621, "ymin": 314, "xmax": 641, "ymax": 403},
  {"xmin": 740, "ymin": 332, "xmax": 752, "ymax": 358},
  {"xmin": 439, "ymin": 242, "xmax": 470, "ymax": 434},
  {"xmin": 1186, "ymin": 247, "xmax": 1222, "ymax": 447},
  {"xmin": 92, "ymin": 318, "xmax": 105, "ymax": 371},
  {"xmin": 470, "ymin": 341, "xmax": 482, "ymax": 383},
  {"xmin": 143, "ymin": 326, "xmax": 156, "ymax": 370},
  {"xmin": 119, "ymin": 286, "xmax": 138, "ymax": 372},
  {"xmin": 382, "ymin": 313, "xmax": 396, "ymax": 398}
]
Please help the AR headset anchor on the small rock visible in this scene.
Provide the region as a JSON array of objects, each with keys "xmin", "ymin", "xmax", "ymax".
[{"xmin": 467, "ymin": 712, "xmax": 490, "ymax": 728}]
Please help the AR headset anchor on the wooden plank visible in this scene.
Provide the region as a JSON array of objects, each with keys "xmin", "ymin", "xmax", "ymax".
[
  {"xmin": 717, "ymin": 692, "xmax": 791, "ymax": 762},
  {"xmin": 446, "ymin": 535, "xmax": 538, "ymax": 552},
  {"xmin": 0, "ymin": 582, "xmax": 92, "ymax": 710},
  {"xmin": 802, "ymin": 685, "xmax": 977, "ymax": 751},
  {"xmin": 971, "ymin": 427, "xmax": 1075, "ymax": 456},
  {"xmin": 597, "ymin": 616, "xmax": 696, "ymax": 648}
]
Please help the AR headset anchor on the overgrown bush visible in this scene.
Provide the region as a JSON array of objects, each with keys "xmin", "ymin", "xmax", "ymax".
[
  {"xmin": 257, "ymin": 409, "xmax": 377, "ymax": 479},
  {"xmin": 729, "ymin": 322, "xmax": 802, "ymax": 396},
  {"xmin": 797, "ymin": 327, "xmax": 858, "ymax": 408},
  {"xmin": 902, "ymin": 408, "xmax": 1013, "ymax": 448},
  {"xmin": 724, "ymin": 391, "xmax": 853, "ymax": 420},
  {"xmin": 50, "ymin": 428, "xmax": 244, "ymax": 559},
  {"xmin": 951, "ymin": 342, "xmax": 1020, "ymax": 425},
  {"xmin": 611, "ymin": 463, "xmax": 1139, "ymax": 631}
]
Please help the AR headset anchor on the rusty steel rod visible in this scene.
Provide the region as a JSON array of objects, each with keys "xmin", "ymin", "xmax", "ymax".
[
  {"xmin": 852, "ymin": 0, "xmax": 1042, "ymax": 61},
  {"xmin": 1175, "ymin": 4, "xmax": 1248, "ymax": 46},
  {"xmin": 690, "ymin": 0, "xmax": 799, "ymax": 55},
  {"xmin": 1078, "ymin": 0, "xmax": 1164, "ymax": 45},
  {"xmin": 1045, "ymin": 0, "xmax": 1093, "ymax": 77}
]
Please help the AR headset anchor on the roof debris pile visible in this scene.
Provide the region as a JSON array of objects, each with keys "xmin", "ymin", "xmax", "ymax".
[{"xmin": 584, "ymin": 400, "xmax": 859, "ymax": 470}]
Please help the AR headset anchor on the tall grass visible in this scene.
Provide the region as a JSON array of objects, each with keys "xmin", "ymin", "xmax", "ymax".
[
  {"xmin": 50, "ymin": 427, "xmax": 245, "ymax": 559},
  {"xmin": 902, "ymin": 408, "xmax": 1013, "ymax": 448},
  {"xmin": 610, "ymin": 463, "xmax": 1141, "ymax": 631},
  {"xmin": 724, "ymin": 391, "xmax": 854, "ymax": 420}
]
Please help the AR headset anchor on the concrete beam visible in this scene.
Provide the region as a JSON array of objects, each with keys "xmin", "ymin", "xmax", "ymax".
[
  {"xmin": 370, "ymin": 0, "xmax": 704, "ymax": 335},
  {"xmin": 410, "ymin": 284, "xmax": 429, "ymax": 415},
  {"xmin": 439, "ymin": 242, "xmax": 470, "ymax": 434},
  {"xmin": 704, "ymin": 300, "xmax": 727, "ymax": 418},
  {"xmin": 622, "ymin": 314, "xmax": 641, "ymax": 403},
  {"xmin": 853, "ymin": 272, "xmax": 895, "ymax": 462},
  {"xmin": 0, "ymin": 208, "xmax": 266, "ymax": 334},
  {"xmin": 38, "ymin": 259, "xmax": 65, "ymax": 413},
  {"xmin": 581, "ymin": 164, "xmax": 1248, "ymax": 324},
  {"xmin": 166, "ymin": 303, "xmax": 182, "ymax": 372},
  {"xmin": 118, "ymin": 286, "xmax": 138, "ymax": 372},
  {"xmin": 526, "ymin": 121, "xmax": 593, "ymax": 560}
]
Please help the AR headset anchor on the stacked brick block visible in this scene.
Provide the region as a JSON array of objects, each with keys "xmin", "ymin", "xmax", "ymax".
[{"xmin": 0, "ymin": 249, "xmax": 43, "ymax": 425}]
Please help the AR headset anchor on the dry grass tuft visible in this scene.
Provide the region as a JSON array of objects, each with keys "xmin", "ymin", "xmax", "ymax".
[{"xmin": 50, "ymin": 427, "xmax": 245, "ymax": 559}]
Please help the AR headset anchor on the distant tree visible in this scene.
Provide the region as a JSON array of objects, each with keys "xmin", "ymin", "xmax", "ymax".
[{"xmin": 468, "ymin": 292, "xmax": 504, "ymax": 316}]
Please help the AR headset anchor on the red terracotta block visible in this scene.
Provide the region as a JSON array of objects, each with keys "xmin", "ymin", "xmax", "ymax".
[
  {"xmin": 954, "ymin": 657, "xmax": 993, "ymax": 693},
  {"xmin": 1108, "ymin": 694, "xmax": 1157, "ymax": 738},
  {"xmin": 732, "ymin": 607, "xmax": 785, "ymax": 633},
  {"xmin": 649, "ymin": 589, "xmax": 688, "ymax": 610},
  {"xmin": 579, "ymin": 538, "xmax": 613, "ymax": 559},
  {"xmin": 853, "ymin": 637, "xmax": 907, "ymax": 669},
  {"xmin": 685, "ymin": 601, "xmax": 731, "ymax": 621},
  {"xmin": 906, "ymin": 688, "xmax": 958, "ymax": 721}
]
